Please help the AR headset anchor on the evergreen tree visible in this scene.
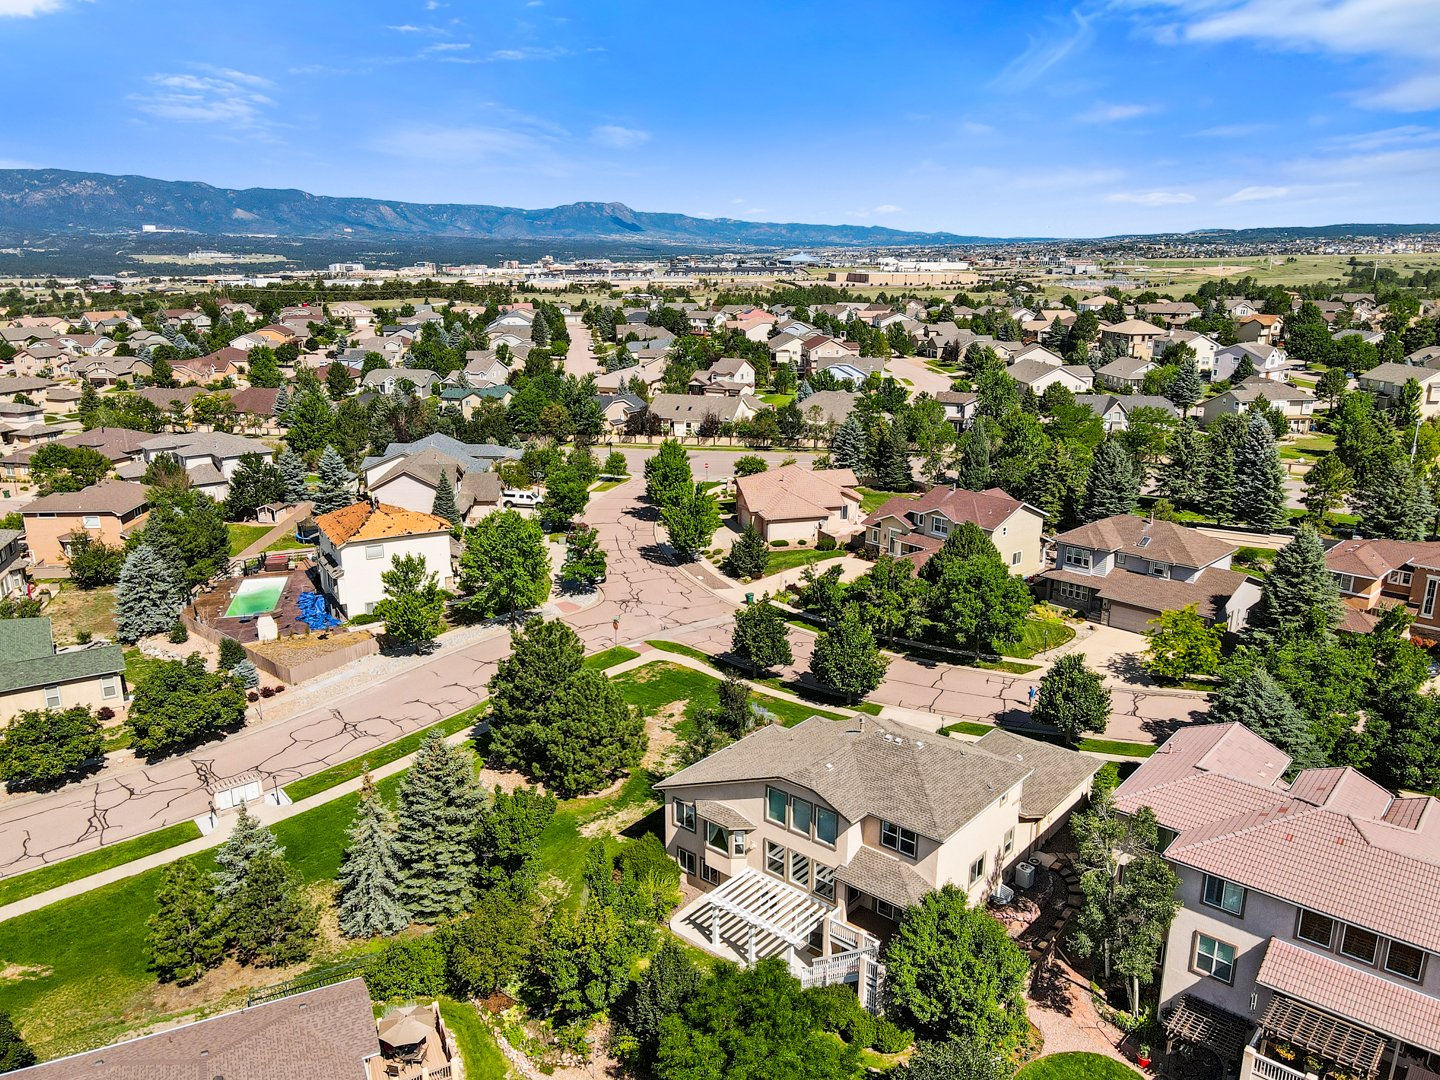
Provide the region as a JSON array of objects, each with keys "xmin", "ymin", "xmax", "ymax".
[
  {"xmin": 431, "ymin": 470, "xmax": 460, "ymax": 526},
  {"xmin": 955, "ymin": 426, "xmax": 991, "ymax": 490},
  {"xmin": 114, "ymin": 542, "xmax": 185, "ymax": 643},
  {"xmin": 724, "ymin": 523, "xmax": 769, "ymax": 579},
  {"xmin": 1303, "ymin": 453, "xmax": 1354, "ymax": 526},
  {"xmin": 0, "ymin": 1014, "xmax": 35, "ymax": 1074},
  {"xmin": 1232, "ymin": 410, "xmax": 1286, "ymax": 529},
  {"xmin": 796, "ymin": 379, "xmax": 814, "ymax": 401},
  {"xmin": 1167, "ymin": 357, "xmax": 1203, "ymax": 414},
  {"xmin": 810, "ymin": 605, "xmax": 889, "ymax": 703},
  {"xmin": 273, "ymin": 383, "xmax": 290, "ymax": 420},
  {"xmin": 1080, "ymin": 438, "xmax": 1140, "ymax": 522},
  {"xmin": 487, "ymin": 617, "xmax": 585, "ymax": 770},
  {"xmin": 828, "ymin": 415, "xmax": 869, "ymax": 472},
  {"xmin": 1033, "ymin": 654, "xmax": 1110, "ymax": 744},
  {"xmin": 392, "ymin": 732, "xmax": 485, "ymax": 922},
  {"xmin": 1208, "ymin": 663, "xmax": 1322, "ymax": 769},
  {"xmin": 312, "ymin": 445, "xmax": 356, "ymax": 515},
  {"xmin": 337, "ymin": 774, "xmax": 410, "ymax": 938},
  {"xmin": 475, "ymin": 785, "xmax": 557, "ymax": 898},
  {"xmin": 621, "ymin": 938, "xmax": 700, "ymax": 1063},
  {"xmin": 1250, "ymin": 526, "xmax": 1343, "ymax": 640},
  {"xmin": 276, "ymin": 446, "xmax": 308, "ymax": 505},
  {"xmin": 212, "ymin": 804, "xmax": 279, "ymax": 902},
  {"xmin": 536, "ymin": 669, "xmax": 647, "ymax": 797},
  {"xmin": 869, "ymin": 420, "xmax": 912, "ymax": 490},
  {"xmin": 147, "ymin": 859, "xmax": 223, "ymax": 984},
  {"xmin": 226, "ymin": 846, "xmax": 317, "ymax": 967},
  {"xmin": 231, "ymin": 658, "xmax": 259, "ymax": 689},
  {"xmin": 1355, "ymin": 454, "xmax": 1434, "ymax": 541}
]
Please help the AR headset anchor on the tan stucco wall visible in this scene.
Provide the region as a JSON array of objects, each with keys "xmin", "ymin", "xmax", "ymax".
[
  {"xmin": 24, "ymin": 516, "xmax": 129, "ymax": 568},
  {"xmin": 0, "ymin": 672, "xmax": 125, "ymax": 721}
]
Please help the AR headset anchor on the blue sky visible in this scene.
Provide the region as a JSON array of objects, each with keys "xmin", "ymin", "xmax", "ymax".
[{"xmin": 2, "ymin": 0, "xmax": 1439, "ymax": 237}]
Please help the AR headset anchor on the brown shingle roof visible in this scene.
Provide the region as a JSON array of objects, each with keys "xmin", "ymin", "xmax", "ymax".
[
  {"xmin": 1090, "ymin": 565, "xmax": 1252, "ymax": 622},
  {"xmin": 1324, "ymin": 537, "xmax": 1440, "ymax": 579},
  {"xmin": 315, "ymin": 501, "xmax": 450, "ymax": 546},
  {"xmin": 972, "ymin": 729, "xmax": 1101, "ymax": 820},
  {"xmin": 23, "ymin": 479, "xmax": 147, "ymax": 517},
  {"xmin": 14, "ymin": 978, "xmax": 379, "ymax": 1080},
  {"xmin": 1053, "ymin": 515, "xmax": 1235, "ymax": 569},
  {"xmin": 835, "ymin": 846, "xmax": 934, "ymax": 908},
  {"xmin": 736, "ymin": 464, "xmax": 859, "ymax": 523},
  {"xmin": 863, "ymin": 485, "xmax": 1028, "ymax": 532}
]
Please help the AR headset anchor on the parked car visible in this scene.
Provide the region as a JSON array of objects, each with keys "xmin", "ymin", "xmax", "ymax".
[{"xmin": 501, "ymin": 488, "xmax": 541, "ymax": 508}]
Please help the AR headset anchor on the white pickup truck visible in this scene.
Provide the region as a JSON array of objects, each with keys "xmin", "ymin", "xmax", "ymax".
[{"xmin": 501, "ymin": 489, "xmax": 542, "ymax": 509}]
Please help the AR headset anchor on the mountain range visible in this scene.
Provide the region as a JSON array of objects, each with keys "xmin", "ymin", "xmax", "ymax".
[{"xmin": 0, "ymin": 169, "xmax": 988, "ymax": 247}]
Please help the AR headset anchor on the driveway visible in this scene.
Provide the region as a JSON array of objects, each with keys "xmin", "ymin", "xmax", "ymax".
[{"xmin": 885, "ymin": 353, "xmax": 954, "ymax": 396}]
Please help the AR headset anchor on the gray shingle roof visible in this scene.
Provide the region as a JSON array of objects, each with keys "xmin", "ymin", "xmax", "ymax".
[
  {"xmin": 0, "ymin": 618, "xmax": 124, "ymax": 694},
  {"xmin": 972, "ymin": 729, "xmax": 1101, "ymax": 820}
]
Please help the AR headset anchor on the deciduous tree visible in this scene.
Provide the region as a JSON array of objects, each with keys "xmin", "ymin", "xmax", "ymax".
[
  {"xmin": 457, "ymin": 509, "xmax": 551, "ymax": 621},
  {"xmin": 375, "ymin": 553, "xmax": 445, "ymax": 652},
  {"xmin": 0, "ymin": 706, "xmax": 102, "ymax": 791},
  {"xmin": 660, "ymin": 481, "xmax": 721, "ymax": 561},
  {"xmin": 810, "ymin": 605, "xmax": 889, "ymax": 703},
  {"xmin": 1032, "ymin": 653, "xmax": 1109, "ymax": 744},
  {"xmin": 127, "ymin": 653, "xmax": 247, "ymax": 757},
  {"xmin": 731, "ymin": 599, "xmax": 794, "ymax": 675}
]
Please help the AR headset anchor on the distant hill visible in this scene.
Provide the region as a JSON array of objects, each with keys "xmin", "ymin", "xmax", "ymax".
[{"xmin": 0, "ymin": 169, "xmax": 993, "ymax": 247}]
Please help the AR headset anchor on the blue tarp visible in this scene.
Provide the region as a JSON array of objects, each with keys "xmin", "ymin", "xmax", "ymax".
[{"xmin": 297, "ymin": 591, "xmax": 341, "ymax": 631}]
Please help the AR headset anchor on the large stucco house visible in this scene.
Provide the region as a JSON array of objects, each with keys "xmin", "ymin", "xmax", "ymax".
[
  {"xmin": 313, "ymin": 500, "xmax": 453, "ymax": 618},
  {"xmin": 862, "ymin": 486, "xmax": 1045, "ymax": 574},
  {"xmin": 734, "ymin": 464, "xmax": 863, "ymax": 543}
]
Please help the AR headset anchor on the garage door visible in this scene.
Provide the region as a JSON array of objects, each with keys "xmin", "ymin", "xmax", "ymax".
[{"xmin": 1104, "ymin": 602, "xmax": 1157, "ymax": 635}]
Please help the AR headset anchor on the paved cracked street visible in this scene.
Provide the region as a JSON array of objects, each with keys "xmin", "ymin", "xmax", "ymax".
[{"xmin": 0, "ymin": 473, "xmax": 1206, "ymax": 877}]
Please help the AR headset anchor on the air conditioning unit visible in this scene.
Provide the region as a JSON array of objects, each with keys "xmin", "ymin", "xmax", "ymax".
[{"xmin": 1014, "ymin": 861, "xmax": 1037, "ymax": 890}]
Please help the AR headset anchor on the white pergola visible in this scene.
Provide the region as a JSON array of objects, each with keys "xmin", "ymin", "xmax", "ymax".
[{"xmin": 680, "ymin": 869, "xmax": 833, "ymax": 965}]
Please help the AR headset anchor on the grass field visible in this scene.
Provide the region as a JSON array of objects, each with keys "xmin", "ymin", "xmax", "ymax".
[
  {"xmin": 1016, "ymin": 1051, "xmax": 1139, "ymax": 1079},
  {"xmin": 226, "ymin": 523, "xmax": 271, "ymax": 556},
  {"xmin": 1002, "ymin": 617, "xmax": 1076, "ymax": 659},
  {"xmin": 1118, "ymin": 252, "xmax": 1440, "ymax": 290},
  {"xmin": 592, "ymin": 479, "xmax": 624, "ymax": 492},
  {"xmin": 438, "ymin": 998, "xmax": 511, "ymax": 1080},
  {"xmin": 43, "ymin": 585, "xmax": 117, "ymax": 646},
  {"xmin": 857, "ymin": 487, "xmax": 917, "ymax": 514},
  {"xmin": 757, "ymin": 547, "xmax": 846, "ymax": 576},
  {"xmin": 581, "ymin": 645, "xmax": 640, "ymax": 670},
  {"xmin": 263, "ymin": 533, "xmax": 312, "ymax": 553},
  {"xmin": 941, "ymin": 721, "xmax": 1157, "ymax": 759},
  {"xmin": 0, "ymin": 821, "xmax": 202, "ymax": 909}
]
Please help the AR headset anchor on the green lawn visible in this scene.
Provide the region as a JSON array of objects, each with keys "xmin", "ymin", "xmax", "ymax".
[
  {"xmin": 226, "ymin": 522, "xmax": 272, "ymax": 556},
  {"xmin": 940, "ymin": 721, "xmax": 992, "ymax": 737},
  {"xmin": 123, "ymin": 647, "xmax": 167, "ymax": 688},
  {"xmin": 1288, "ymin": 432, "xmax": 1336, "ymax": 453},
  {"xmin": 592, "ymin": 479, "xmax": 624, "ymax": 492},
  {"xmin": 0, "ymin": 821, "xmax": 202, "ymax": 909},
  {"xmin": 757, "ymin": 547, "xmax": 847, "ymax": 576},
  {"xmin": 857, "ymin": 487, "xmax": 918, "ymax": 515},
  {"xmin": 282, "ymin": 705, "xmax": 485, "ymax": 803},
  {"xmin": 1001, "ymin": 617, "xmax": 1076, "ymax": 659},
  {"xmin": 582, "ymin": 645, "xmax": 641, "ymax": 671},
  {"xmin": 760, "ymin": 392, "xmax": 795, "ymax": 407},
  {"xmin": 941, "ymin": 722, "xmax": 1156, "ymax": 759},
  {"xmin": 1016, "ymin": 1052, "xmax": 1139, "ymax": 1079},
  {"xmin": 612, "ymin": 660, "xmax": 844, "ymax": 728},
  {"xmin": 438, "ymin": 999, "xmax": 511, "ymax": 1080},
  {"xmin": 262, "ymin": 534, "xmax": 313, "ymax": 554}
]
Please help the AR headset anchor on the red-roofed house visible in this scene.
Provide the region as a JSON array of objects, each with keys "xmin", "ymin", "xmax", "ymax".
[
  {"xmin": 862, "ymin": 487, "xmax": 1045, "ymax": 575},
  {"xmin": 799, "ymin": 335, "xmax": 855, "ymax": 374},
  {"xmin": 734, "ymin": 464, "xmax": 862, "ymax": 544},
  {"xmin": 1113, "ymin": 724, "xmax": 1440, "ymax": 1080},
  {"xmin": 1322, "ymin": 536, "xmax": 1440, "ymax": 640}
]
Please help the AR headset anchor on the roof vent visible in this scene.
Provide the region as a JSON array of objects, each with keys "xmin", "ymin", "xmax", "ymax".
[
  {"xmin": 883, "ymin": 733, "xmax": 893, "ymax": 741},
  {"xmin": 916, "ymin": 741, "xmax": 925, "ymax": 749},
  {"xmin": 825, "ymin": 763, "xmax": 833, "ymax": 770}
]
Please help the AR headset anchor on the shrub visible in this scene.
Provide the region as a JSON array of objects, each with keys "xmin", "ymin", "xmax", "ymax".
[
  {"xmin": 772, "ymin": 539, "xmax": 790, "ymax": 548},
  {"xmin": 259, "ymin": 686, "xmax": 276, "ymax": 698},
  {"xmin": 247, "ymin": 691, "xmax": 259, "ymax": 702},
  {"xmin": 816, "ymin": 536, "xmax": 837, "ymax": 551},
  {"xmin": 168, "ymin": 622, "xmax": 189, "ymax": 643},
  {"xmin": 840, "ymin": 1010, "xmax": 876, "ymax": 1049},
  {"xmin": 870, "ymin": 1017, "xmax": 913, "ymax": 1054},
  {"xmin": 77, "ymin": 630, "xmax": 93, "ymax": 645},
  {"xmin": 364, "ymin": 936, "xmax": 447, "ymax": 1002},
  {"xmin": 797, "ymin": 539, "xmax": 808, "ymax": 546},
  {"xmin": 96, "ymin": 707, "xmax": 115, "ymax": 723},
  {"xmin": 804, "ymin": 984, "xmax": 863, "ymax": 1031},
  {"xmin": 218, "ymin": 637, "xmax": 246, "ymax": 669}
]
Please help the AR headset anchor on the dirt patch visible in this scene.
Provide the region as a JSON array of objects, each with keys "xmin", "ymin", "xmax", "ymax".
[
  {"xmin": 643, "ymin": 701, "xmax": 684, "ymax": 769},
  {"xmin": 250, "ymin": 629, "xmax": 375, "ymax": 665},
  {"xmin": 476, "ymin": 765, "xmax": 531, "ymax": 794},
  {"xmin": 148, "ymin": 958, "xmax": 282, "ymax": 1016},
  {"xmin": 0, "ymin": 962, "xmax": 52, "ymax": 982}
]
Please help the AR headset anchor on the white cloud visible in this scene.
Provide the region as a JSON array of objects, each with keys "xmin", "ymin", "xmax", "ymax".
[
  {"xmin": 1326, "ymin": 125, "xmax": 1440, "ymax": 152},
  {"xmin": 1222, "ymin": 185, "xmax": 1290, "ymax": 203},
  {"xmin": 1192, "ymin": 122, "xmax": 1272, "ymax": 137},
  {"xmin": 1075, "ymin": 103, "xmax": 1156, "ymax": 124},
  {"xmin": 0, "ymin": 0, "xmax": 66, "ymax": 15},
  {"xmin": 989, "ymin": 8, "xmax": 1094, "ymax": 91},
  {"xmin": 482, "ymin": 46, "xmax": 567, "ymax": 62},
  {"xmin": 960, "ymin": 120, "xmax": 994, "ymax": 135},
  {"xmin": 590, "ymin": 124, "xmax": 650, "ymax": 149},
  {"xmin": 426, "ymin": 42, "xmax": 470, "ymax": 52},
  {"xmin": 1104, "ymin": 191, "xmax": 1196, "ymax": 205},
  {"xmin": 387, "ymin": 24, "xmax": 422, "ymax": 32},
  {"xmin": 132, "ymin": 69, "xmax": 276, "ymax": 131},
  {"xmin": 872, "ymin": 204, "xmax": 903, "ymax": 215},
  {"xmin": 1126, "ymin": 1, "xmax": 1440, "ymax": 110}
]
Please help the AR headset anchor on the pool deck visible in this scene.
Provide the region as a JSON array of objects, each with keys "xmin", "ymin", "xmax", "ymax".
[{"xmin": 192, "ymin": 565, "xmax": 322, "ymax": 644}]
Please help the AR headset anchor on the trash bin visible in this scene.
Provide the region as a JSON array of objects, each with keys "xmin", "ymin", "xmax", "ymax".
[{"xmin": 745, "ymin": 592, "xmax": 754, "ymax": 605}]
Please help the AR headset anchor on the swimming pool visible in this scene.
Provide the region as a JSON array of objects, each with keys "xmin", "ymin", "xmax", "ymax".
[{"xmin": 224, "ymin": 577, "xmax": 287, "ymax": 618}]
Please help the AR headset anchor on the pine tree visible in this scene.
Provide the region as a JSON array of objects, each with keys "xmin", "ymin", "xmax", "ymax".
[
  {"xmin": 431, "ymin": 470, "xmax": 460, "ymax": 526},
  {"xmin": 828, "ymin": 415, "xmax": 869, "ymax": 472},
  {"xmin": 1232, "ymin": 410, "xmax": 1286, "ymax": 529},
  {"xmin": 1080, "ymin": 438, "xmax": 1139, "ymax": 522},
  {"xmin": 392, "ymin": 732, "xmax": 485, "ymax": 923},
  {"xmin": 955, "ymin": 426, "xmax": 991, "ymax": 490},
  {"xmin": 276, "ymin": 447, "xmax": 308, "ymax": 505},
  {"xmin": 212, "ymin": 804, "xmax": 279, "ymax": 902},
  {"xmin": 312, "ymin": 444, "xmax": 356, "ymax": 515},
  {"xmin": 796, "ymin": 379, "xmax": 814, "ymax": 402},
  {"xmin": 147, "ymin": 859, "xmax": 224, "ymax": 984},
  {"xmin": 869, "ymin": 420, "xmax": 912, "ymax": 490},
  {"xmin": 273, "ymin": 383, "xmax": 290, "ymax": 421},
  {"xmin": 1208, "ymin": 664, "xmax": 1321, "ymax": 769},
  {"xmin": 227, "ymin": 847, "xmax": 317, "ymax": 967},
  {"xmin": 724, "ymin": 523, "xmax": 769, "ymax": 579},
  {"xmin": 115, "ymin": 543, "xmax": 186, "ymax": 644},
  {"xmin": 337, "ymin": 774, "xmax": 410, "ymax": 938},
  {"xmin": 1159, "ymin": 421, "xmax": 1208, "ymax": 509},
  {"xmin": 1250, "ymin": 526, "xmax": 1342, "ymax": 640},
  {"xmin": 1167, "ymin": 358, "xmax": 1203, "ymax": 414},
  {"xmin": 1355, "ymin": 454, "xmax": 1434, "ymax": 541}
]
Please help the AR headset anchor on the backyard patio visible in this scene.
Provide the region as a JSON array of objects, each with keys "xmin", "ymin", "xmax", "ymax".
[{"xmin": 191, "ymin": 564, "xmax": 327, "ymax": 644}]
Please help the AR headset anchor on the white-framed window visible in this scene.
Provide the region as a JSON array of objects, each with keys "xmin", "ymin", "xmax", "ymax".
[
  {"xmin": 1332, "ymin": 571, "xmax": 1356, "ymax": 594},
  {"xmin": 1150, "ymin": 562, "xmax": 1170, "ymax": 579},
  {"xmin": 706, "ymin": 822, "xmax": 728, "ymax": 854},
  {"xmin": 766, "ymin": 839, "xmax": 786, "ymax": 876},
  {"xmin": 1115, "ymin": 553, "xmax": 1127, "ymax": 566},
  {"xmin": 1296, "ymin": 909, "xmax": 1335, "ymax": 948},
  {"xmin": 874, "ymin": 898, "xmax": 903, "ymax": 922},
  {"xmin": 1387, "ymin": 569, "xmax": 1413, "ymax": 587},
  {"xmin": 1063, "ymin": 546, "xmax": 1091, "ymax": 570},
  {"xmin": 867, "ymin": 528, "xmax": 879, "ymax": 544},
  {"xmin": 101, "ymin": 674, "xmax": 120, "ymax": 700},
  {"xmin": 814, "ymin": 864, "xmax": 836, "ymax": 902},
  {"xmin": 366, "ymin": 543, "xmax": 385, "ymax": 560},
  {"xmin": 1194, "ymin": 934, "xmax": 1236, "ymax": 983},
  {"xmin": 932, "ymin": 515, "xmax": 949, "ymax": 537},
  {"xmin": 676, "ymin": 847, "xmax": 696, "ymax": 876},
  {"xmin": 732, "ymin": 831, "xmax": 745, "ymax": 857},
  {"xmin": 1384, "ymin": 940, "xmax": 1425, "ymax": 982},
  {"xmin": 1003, "ymin": 828, "xmax": 1015, "ymax": 857},
  {"xmin": 43, "ymin": 685, "xmax": 61, "ymax": 709},
  {"xmin": 790, "ymin": 797, "xmax": 813, "ymax": 837},
  {"xmin": 880, "ymin": 820, "xmax": 918, "ymax": 859},
  {"xmin": 1424, "ymin": 578, "xmax": 1439, "ymax": 619},
  {"xmin": 1011, "ymin": 550, "xmax": 1022, "ymax": 566},
  {"xmin": 969, "ymin": 854, "xmax": 986, "ymax": 885},
  {"xmin": 81, "ymin": 514, "xmax": 101, "ymax": 530},
  {"xmin": 766, "ymin": 786, "xmax": 787, "ymax": 824},
  {"xmin": 1056, "ymin": 580, "xmax": 1090, "ymax": 603},
  {"xmin": 789, "ymin": 850, "xmax": 810, "ymax": 889},
  {"xmin": 700, "ymin": 859, "xmax": 721, "ymax": 885},
  {"xmin": 672, "ymin": 799, "xmax": 696, "ymax": 832},
  {"xmin": 1202, "ymin": 875, "xmax": 1246, "ymax": 916},
  {"xmin": 1341, "ymin": 924, "xmax": 1380, "ymax": 965}
]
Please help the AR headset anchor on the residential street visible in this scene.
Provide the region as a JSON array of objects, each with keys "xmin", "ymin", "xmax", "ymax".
[{"xmin": 0, "ymin": 476, "xmax": 1204, "ymax": 878}]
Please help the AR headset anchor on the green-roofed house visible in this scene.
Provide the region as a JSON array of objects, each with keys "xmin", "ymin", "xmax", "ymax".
[
  {"xmin": 439, "ymin": 384, "xmax": 513, "ymax": 419},
  {"xmin": 0, "ymin": 617, "xmax": 126, "ymax": 721}
]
